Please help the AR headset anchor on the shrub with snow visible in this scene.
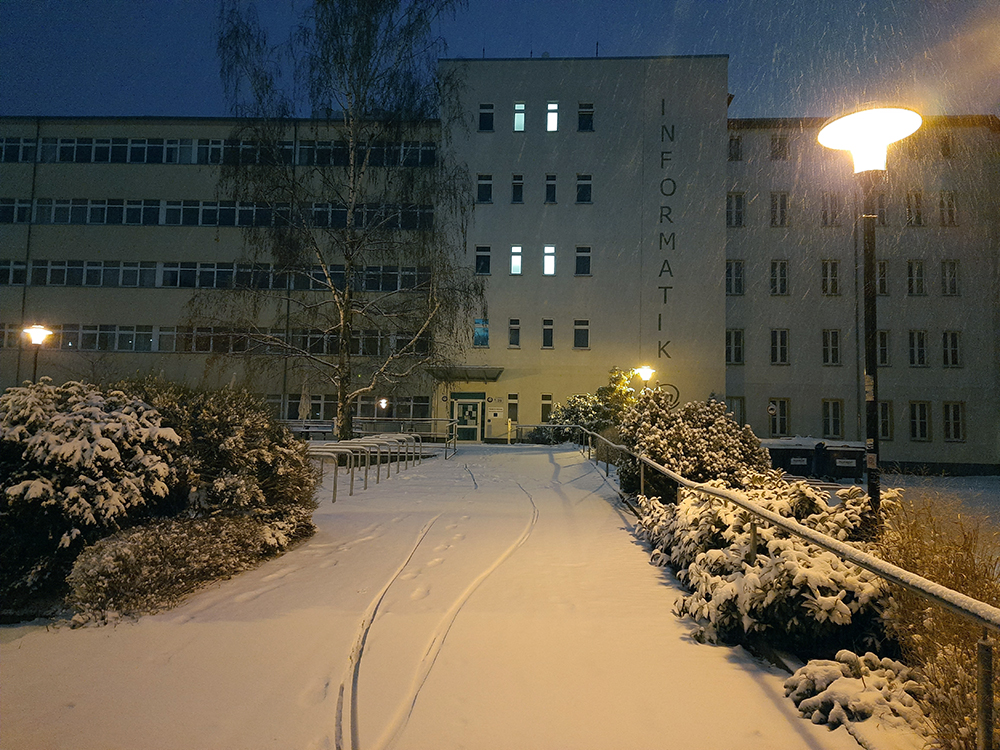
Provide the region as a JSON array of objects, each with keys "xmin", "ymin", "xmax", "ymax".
[
  {"xmin": 618, "ymin": 395, "xmax": 771, "ymax": 498},
  {"xmin": 784, "ymin": 649, "xmax": 928, "ymax": 735},
  {"xmin": 636, "ymin": 477, "xmax": 892, "ymax": 653},
  {"xmin": 0, "ymin": 379, "xmax": 179, "ymax": 608}
]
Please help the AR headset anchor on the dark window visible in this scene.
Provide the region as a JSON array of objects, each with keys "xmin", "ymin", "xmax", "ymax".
[{"xmin": 475, "ymin": 246, "xmax": 491, "ymax": 275}]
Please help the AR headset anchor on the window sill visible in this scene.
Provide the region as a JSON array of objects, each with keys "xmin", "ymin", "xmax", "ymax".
[
  {"xmin": 574, "ymin": 273, "xmax": 592, "ymax": 277},
  {"xmin": 573, "ymin": 347, "xmax": 591, "ymax": 351},
  {"xmin": 575, "ymin": 201, "xmax": 593, "ymax": 205}
]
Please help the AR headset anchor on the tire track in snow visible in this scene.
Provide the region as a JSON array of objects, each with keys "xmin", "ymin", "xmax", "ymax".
[
  {"xmin": 372, "ymin": 483, "xmax": 539, "ymax": 750},
  {"xmin": 334, "ymin": 515, "xmax": 441, "ymax": 750}
]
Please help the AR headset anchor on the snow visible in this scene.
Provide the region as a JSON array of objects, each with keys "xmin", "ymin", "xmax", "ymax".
[{"xmin": 2, "ymin": 445, "xmax": 921, "ymax": 749}]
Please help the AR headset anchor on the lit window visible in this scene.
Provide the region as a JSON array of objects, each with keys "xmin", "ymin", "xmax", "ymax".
[
  {"xmin": 575, "ymin": 246, "xmax": 591, "ymax": 276},
  {"xmin": 576, "ymin": 174, "xmax": 592, "ymax": 203},
  {"xmin": 543, "ymin": 245, "xmax": 555, "ymax": 275},
  {"xmin": 473, "ymin": 318, "xmax": 489, "ymax": 348},
  {"xmin": 573, "ymin": 319, "xmax": 589, "ymax": 349},
  {"xmin": 547, "ymin": 101, "xmax": 558, "ymax": 131},
  {"xmin": 578, "ymin": 103, "xmax": 594, "ymax": 132},
  {"xmin": 513, "ymin": 102, "xmax": 525, "ymax": 132},
  {"xmin": 510, "ymin": 245, "xmax": 522, "ymax": 275}
]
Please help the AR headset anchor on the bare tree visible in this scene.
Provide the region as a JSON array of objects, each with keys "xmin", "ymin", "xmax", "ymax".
[{"xmin": 212, "ymin": 0, "xmax": 479, "ymax": 438}]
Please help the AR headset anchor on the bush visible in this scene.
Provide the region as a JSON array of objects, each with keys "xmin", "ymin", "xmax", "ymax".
[
  {"xmin": 619, "ymin": 395, "xmax": 771, "ymax": 499},
  {"xmin": 636, "ymin": 476, "xmax": 890, "ymax": 655},
  {"xmin": 67, "ymin": 514, "xmax": 311, "ymax": 622},
  {"xmin": 544, "ymin": 368, "xmax": 639, "ymax": 443},
  {"xmin": 1, "ymin": 379, "xmax": 179, "ymax": 609},
  {"xmin": 877, "ymin": 492, "xmax": 1000, "ymax": 750}
]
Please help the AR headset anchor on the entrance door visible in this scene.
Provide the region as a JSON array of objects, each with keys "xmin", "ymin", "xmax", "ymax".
[{"xmin": 455, "ymin": 400, "xmax": 482, "ymax": 441}]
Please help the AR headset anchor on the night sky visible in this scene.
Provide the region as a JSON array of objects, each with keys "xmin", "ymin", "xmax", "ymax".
[{"xmin": 1, "ymin": 0, "xmax": 998, "ymax": 119}]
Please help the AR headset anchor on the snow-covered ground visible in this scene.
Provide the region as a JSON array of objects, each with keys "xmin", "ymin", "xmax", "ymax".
[{"xmin": 2, "ymin": 445, "xmax": 920, "ymax": 750}]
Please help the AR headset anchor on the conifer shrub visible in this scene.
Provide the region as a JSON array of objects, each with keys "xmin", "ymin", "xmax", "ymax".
[{"xmin": 1, "ymin": 379, "xmax": 179, "ymax": 611}]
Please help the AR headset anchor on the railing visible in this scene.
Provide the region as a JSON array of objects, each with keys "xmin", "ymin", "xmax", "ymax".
[
  {"xmin": 549, "ymin": 423, "xmax": 1000, "ymax": 749},
  {"xmin": 307, "ymin": 432, "xmax": 423, "ymax": 502}
]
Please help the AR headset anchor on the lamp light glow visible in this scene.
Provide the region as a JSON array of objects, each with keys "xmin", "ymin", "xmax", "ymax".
[
  {"xmin": 818, "ymin": 107, "xmax": 921, "ymax": 172},
  {"xmin": 24, "ymin": 325, "xmax": 53, "ymax": 346},
  {"xmin": 378, "ymin": 398, "xmax": 388, "ymax": 410},
  {"xmin": 634, "ymin": 366, "xmax": 655, "ymax": 382}
]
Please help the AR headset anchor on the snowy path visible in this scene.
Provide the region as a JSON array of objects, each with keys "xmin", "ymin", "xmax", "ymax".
[{"xmin": 2, "ymin": 445, "xmax": 876, "ymax": 750}]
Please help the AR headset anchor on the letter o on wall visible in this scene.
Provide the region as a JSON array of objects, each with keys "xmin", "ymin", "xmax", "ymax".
[{"xmin": 660, "ymin": 178, "xmax": 677, "ymax": 197}]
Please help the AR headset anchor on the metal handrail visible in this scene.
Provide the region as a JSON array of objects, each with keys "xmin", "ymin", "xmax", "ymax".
[{"xmin": 564, "ymin": 424, "xmax": 998, "ymax": 749}]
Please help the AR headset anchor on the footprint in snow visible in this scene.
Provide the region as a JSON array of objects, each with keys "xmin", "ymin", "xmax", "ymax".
[
  {"xmin": 425, "ymin": 558, "xmax": 444, "ymax": 568},
  {"xmin": 262, "ymin": 566, "xmax": 298, "ymax": 582},
  {"xmin": 452, "ymin": 533, "xmax": 465, "ymax": 541},
  {"xmin": 398, "ymin": 570, "xmax": 420, "ymax": 580},
  {"xmin": 433, "ymin": 543, "xmax": 451, "ymax": 552},
  {"xmin": 410, "ymin": 586, "xmax": 431, "ymax": 601}
]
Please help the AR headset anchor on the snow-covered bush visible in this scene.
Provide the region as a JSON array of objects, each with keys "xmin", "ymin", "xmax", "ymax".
[
  {"xmin": 618, "ymin": 395, "xmax": 771, "ymax": 499},
  {"xmin": 118, "ymin": 376, "xmax": 317, "ymax": 526},
  {"xmin": 547, "ymin": 393, "xmax": 612, "ymax": 441},
  {"xmin": 1, "ymin": 379, "xmax": 179, "ymax": 608},
  {"xmin": 784, "ymin": 649, "xmax": 928, "ymax": 734},
  {"xmin": 635, "ymin": 477, "xmax": 892, "ymax": 653},
  {"xmin": 67, "ymin": 514, "xmax": 307, "ymax": 622}
]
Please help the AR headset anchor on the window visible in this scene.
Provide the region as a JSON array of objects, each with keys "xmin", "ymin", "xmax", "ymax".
[
  {"xmin": 573, "ymin": 319, "xmax": 590, "ymax": 349},
  {"xmin": 726, "ymin": 193, "xmax": 745, "ymax": 228},
  {"xmin": 906, "ymin": 192, "xmax": 923, "ymax": 226},
  {"xmin": 543, "ymin": 245, "xmax": 556, "ymax": 275},
  {"xmin": 547, "ymin": 101, "xmax": 558, "ymax": 131},
  {"xmin": 939, "ymin": 191, "xmax": 957, "ymax": 226},
  {"xmin": 822, "ymin": 329, "xmax": 841, "ymax": 365},
  {"xmin": 541, "ymin": 394, "xmax": 553, "ymax": 422},
  {"xmin": 473, "ymin": 318, "xmax": 489, "ymax": 348},
  {"xmin": 877, "ymin": 330, "xmax": 891, "ymax": 366},
  {"xmin": 513, "ymin": 102, "xmax": 525, "ymax": 132},
  {"xmin": 578, "ymin": 102, "xmax": 594, "ymax": 131},
  {"xmin": 941, "ymin": 260, "xmax": 959, "ymax": 296},
  {"xmin": 508, "ymin": 318, "xmax": 520, "ymax": 348},
  {"xmin": 877, "ymin": 260, "xmax": 889, "ymax": 295},
  {"xmin": 939, "ymin": 133, "xmax": 954, "ymax": 158},
  {"xmin": 545, "ymin": 174, "xmax": 556, "ymax": 203},
  {"xmin": 770, "ymin": 134, "xmax": 789, "ymax": 160},
  {"xmin": 726, "ymin": 260, "xmax": 745, "ymax": 295},
  {"xmin": 942, "ymin": 331, "xmax": 961, "ymax": 367},
  {"xmin": 943, "ymin": 402, "xmax": 965, "ymax": 442},
  {"xmin": 542, "ymin": 319, "xmax": 554, "ymax": 348},
  {"xmin": 770, "ymin": 329, "xmax": 789, "ymax": 365},
  {"xmin": 475, "ymin": 246, "xmax": 491, "ymax": 275},
  {"xmin": 770, "ymin": 192, "xmax": 789, "ymax": 227},
  {"xmin": 821, "ymin": 192, "xmax": 840, "ymax": 226},
  {"xmin": 908, "ymin": 330, "xmax": 927, "ymax": 367},
  {"xmin": 725, "ymin": 329, "xmax": 744, "ymax": 364},
  {"xmin": 507, "ymin": 393, "xmax": 519, "ymax": 423},
  {"xmin": 769, "ymin": 398, "xmax": 790, "ymax": 437},
  {"xmin": 728, "ymin": 135, "xmax": 742, "ymax": 162},
  {"xmin": 876, "ymin": 193, "xmax": 887, "ymax": 226},
  {"xmin": 726, "ymin": 396, "xmax": 746, "ymax": 426},
  {"xmin": 770, "ymin": 260, "xmax": 788, "ymax": 295},
  {"xmin": 510, "ymin": 245, "xmax": 522, "ymax": 275},
  {"xmin": 822, "ymin": 399, "xmax": 844, "ymax": 439},
  {"xmin": 907, "ymin": 260, "xmax": 925, "ymax": 295},
  {"xmin": 909, "ymin": 401, "xmax": 931, "ymax": 441},
  {"xmin": 576, "ymin": 174, "xmax": 592, "ymax": 203},
  {"xmin": 478, "ymin": 103, "xmax": 494, "ymax": 132},
  {"xmin": 879, "ymin": 401, "xmax": 894, "ymax": 441},
  {"xmin": 476, "ymin": 174, "xmax": 492, "ymax": 203},
  {"xmin": 575, "ymin": 246, "xmax": 591, "ymax": 276},
  {"xmin": 511, "ymin": 174, "xmax": 523, "ymax": 204},
  {"xmin": 821, "ymin": 260, "xmax": 840, "ymax": 295}
]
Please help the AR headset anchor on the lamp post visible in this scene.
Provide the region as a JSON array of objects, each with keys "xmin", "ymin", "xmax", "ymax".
[
  {"xmin": 818, "ymin": 106, "xmax": 921, "ymax": 517},
  {"xmin": 633, "ymin": 366, "xmax": 655, "ymax": 386},
  {"xmin": 23, "ymin": 324, "xmax": 53, "ymax": 383}
]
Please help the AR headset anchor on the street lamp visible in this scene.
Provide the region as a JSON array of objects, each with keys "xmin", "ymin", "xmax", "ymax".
[
  {"xmin": 633, "ymin": 366, "xmax": 655, "ymax": 384},
  {"xmin": 818, "ymin": 106, "xmax": 921, "ymax": 517},
  {"xmin": 23, "ymin": 324, "xmax": 53, "ymax": 382}
]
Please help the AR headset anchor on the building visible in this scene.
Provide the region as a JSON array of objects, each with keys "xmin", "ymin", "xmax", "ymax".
[{"xmin": 2, "ymin": 55, "xmax": 998, "ymax": 471}]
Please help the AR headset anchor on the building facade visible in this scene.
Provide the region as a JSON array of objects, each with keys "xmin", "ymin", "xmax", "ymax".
[{"xmin": 2, "ymin": 56, "xmax": 998, "ymax": 471}]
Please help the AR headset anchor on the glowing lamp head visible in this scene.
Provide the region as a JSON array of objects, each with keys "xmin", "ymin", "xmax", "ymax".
[
  {"xmin": 818, "ymin": 107, "xmax": 921, "ymax": 172},
  {"xmin": 378, "ymin": 398, "xmax": 388, "ymax": 410},
  {"xmin": 634, "ymin": 366, "xmax": 655, "ymax": 382},
  {"xmin": 24, "ymin": 325, "xmax": 53, "ymax": 346}
]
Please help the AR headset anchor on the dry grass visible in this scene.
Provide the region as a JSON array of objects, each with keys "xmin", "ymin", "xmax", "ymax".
[{"xmin": 878, "ymin": 490, "xmax": 1000, "ymax": 750}]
